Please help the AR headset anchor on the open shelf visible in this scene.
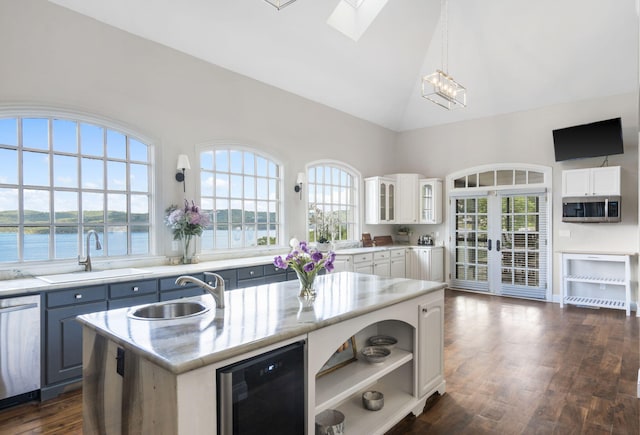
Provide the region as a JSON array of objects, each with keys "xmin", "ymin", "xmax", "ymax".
[
  {"xmin": 564, "ymin": 295, "xmax": 626, "ymax": 310},
  {"xmin": 561, "ymin": 252, "xmax": 634, "ymax": 316},
  {"xmin": 315, "ymin": 348, "xmax": 413, "ymax": 413},
  {"xmin": 322, "ymin": 380, "xmax": 420, "ymax": 435}
]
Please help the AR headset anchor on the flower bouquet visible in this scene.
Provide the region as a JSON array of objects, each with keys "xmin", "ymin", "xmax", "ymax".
[
  {"xmin": 274, "ymin": 240, "xmax": 335, "ymax": 298},
  {"xmin": 165, "ymin": 200, "xmax": 210, "ymax": 264}
]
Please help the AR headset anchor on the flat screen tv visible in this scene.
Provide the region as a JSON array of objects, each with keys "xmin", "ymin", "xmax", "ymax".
[{"xmin": 552, "ymin": 117, "xmax": 623, "ymax": 162}]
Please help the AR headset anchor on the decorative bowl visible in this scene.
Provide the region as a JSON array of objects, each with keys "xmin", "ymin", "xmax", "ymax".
[
  {"xmin": 362, "ymin": 390, "xmax": 384, "ymax": 411},
  {"xmin": 367, "ymin": 335, "xmax": 397, "ymax": 349},
  {"xmin": 361, "ymin": 346, "xmax": 391, "ymax": 364}
]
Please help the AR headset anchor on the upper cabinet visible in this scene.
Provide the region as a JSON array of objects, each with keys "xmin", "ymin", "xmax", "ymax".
[
  {"xmin": 419, "ymin": 178, "xmax": 443, "ymax": 224},
  {"xmin": 365, "ymin": 176, "xmax": 396, "ymax": 224},
  {"xmin": 562, "ymin": 166, "xmax": 620, "ymax": 197},
  {"xmin": 365, "ymin": 174, "xmax": 443, "ymax": 225},
  {"xmin": 394, "ymin": 173, "xmax": 422, "ymax": 224}
]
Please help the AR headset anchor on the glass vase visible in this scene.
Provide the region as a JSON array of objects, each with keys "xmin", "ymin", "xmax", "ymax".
[
  {"xmin": 181, "ymin": 235, "xmax": 194, "ymax": 264},
  {"xmin": 295, "ymin": 270, "xmax": 316, "ymax": 299}
]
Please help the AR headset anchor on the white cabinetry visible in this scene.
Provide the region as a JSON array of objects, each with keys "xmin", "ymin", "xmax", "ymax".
[
  {"xmin": 308, "ymin": 289, "xmax": 445, "ymax": 435},
  {"xmin": 406, "ymin": 247, "xmax": 444, "ymax": 282},
  {"xmin": 365, "ymin": 177, "xmax": 396, "ymax": 224},
  {"xmin": 390, "ymin": 248, "xmax": 406, "ymax": 278},
  {"xmin": 562, "ymin": 166, "xmax": 621, "ymax": 196},
  {"xmin": 418, "ymin": 292, "xmax": 444, "ymax": 397},
  {"xmin": 391, "ymin": 174, "xmax": 422, "ymax": 224},
  {"xmin": 561, "ymin": 252, "xmax": 635, "ymax": 316},
  {"xmin": 373, "ymin": 251, "xmax": 391, "ymax": 277},
  {"xmin": 419, "ymin": 178, "xmax": 443, "ymax": 224},
  {"xmin": 334, "ymin": 252, "xmax": 374, "ymax": 274}
]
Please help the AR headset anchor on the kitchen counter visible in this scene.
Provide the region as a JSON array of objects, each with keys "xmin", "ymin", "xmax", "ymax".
[
  {"xmin": 77, "ymin": 272, "xmax": 445, "ymax": 375},
  {"xmin": 80, "ymin": 271, "xmax": 446, "ymax": 435},
  {"xmin": 0, "ymin": 245, "xmax": 435, "ymax": 297}
]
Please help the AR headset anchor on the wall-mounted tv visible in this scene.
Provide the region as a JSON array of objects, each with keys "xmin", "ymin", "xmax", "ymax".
[{"xmin": 552, "ymin": 117, "xmax": 623, "ymax": 162}]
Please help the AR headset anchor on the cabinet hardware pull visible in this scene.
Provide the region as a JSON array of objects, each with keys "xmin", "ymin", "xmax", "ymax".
[
  {"xmin": 488, "ymin": 239, "xmax": 492, "ymax": 251},
  {"xmin": 132, "ymin": 286, "xmax": 139, "ymax": 292},
  {"xmin": 422, "ymin": 307, "xmax": 428, "ymax": 313},
  {"xmin": 74, "ymin": 294, "xmax": 82, "ymax": 299},
  {"xmin": 250, "ymin": 271, "xmax": 254, "ymax": 276}
]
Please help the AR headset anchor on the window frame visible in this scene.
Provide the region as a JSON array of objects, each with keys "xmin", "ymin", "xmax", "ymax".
[
  {"xmin": 197, "ymin": 143, "xmax": 284, "ymax": 253},
  {"xmin": 0, "ymin": 107, "xmax": 156, "ymax": 266},
  {"xmin": 305, "ymin": 160, "xmax": 361, "ymax": 247}
]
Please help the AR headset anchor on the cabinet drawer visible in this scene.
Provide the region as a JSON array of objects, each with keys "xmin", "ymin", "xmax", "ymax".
[
  {"xmin": 108, "ymin": 293, "xmax": 158, "ymax": 310},
  {"xmin": 160, "ymin": 287, "xmax": 206, "ymax": 301},
  {"xmin": 353, "ymin": 253, "xmax": 373, "ymax": 263},
  {"xmin": 159, "ymin": 273, "xmax": 205, "ymax": 291},
  {"xmin": 47, "ymin": 285, "xmax": 106, "ymax": 308},
  {"xmin": 374, "ymin": 251, "xmax": 390, "ymax": 260},
  {"xmin": 264, "ymin": 264, "xmax": 287, "ymax": 277},
  {"xmin": 237, "ymin": 266, "xmax": 264, "ymax": 280},
  {"xmin": 109, "ymin": 279, "xmax": 157, "ymax": 299},
  {"xmin": 391, "ymin": 249, "xmax": 406, "ymax": 258}
]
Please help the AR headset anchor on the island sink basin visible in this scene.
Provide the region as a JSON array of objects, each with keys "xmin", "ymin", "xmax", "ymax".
[
  {"xmin": 128, "ymin": 301, "xmax": 209, "ymax": 320},
  {"xmin": 37, "ymin": 268, "xmax": 150, "ymax": 284}
]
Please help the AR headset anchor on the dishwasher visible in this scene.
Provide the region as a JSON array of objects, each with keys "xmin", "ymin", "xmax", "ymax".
[{"xmin": 0, "ymin": 294, "xmax": 40, "ymax": 408}]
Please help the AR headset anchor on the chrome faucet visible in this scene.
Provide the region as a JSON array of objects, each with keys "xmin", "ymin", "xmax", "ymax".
[
  {"xmin": 175, "ymin": 272, "xmax": 226, "ymax": 309},
  {"xmin": 78, "ymin": 230, "xmax": 102, "ymax": 272}
]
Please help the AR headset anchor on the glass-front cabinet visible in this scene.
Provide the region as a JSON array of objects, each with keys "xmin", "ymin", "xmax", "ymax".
[
  {"xmin": 419, "ymin": 178, "xmax": 442, "ymax": 224},
  {"xmin": 365, "ymin": 176, "xmax": 396, "ymax": 224}
]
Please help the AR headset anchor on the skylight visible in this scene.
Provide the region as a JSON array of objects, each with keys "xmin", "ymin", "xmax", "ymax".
[{"xmin": 327, "ymin": 0, "xmax": 388, "ymax": 42}]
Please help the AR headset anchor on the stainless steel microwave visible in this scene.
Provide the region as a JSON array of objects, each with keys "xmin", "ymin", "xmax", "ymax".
[{"xmin": 562, "ymin": 196, "xmax": 621, "ymax": 223}]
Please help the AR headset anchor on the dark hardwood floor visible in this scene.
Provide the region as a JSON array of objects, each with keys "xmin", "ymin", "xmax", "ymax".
[{"xmin": 1, "ymin": 289, "xmax": 638, "ymax": 434}]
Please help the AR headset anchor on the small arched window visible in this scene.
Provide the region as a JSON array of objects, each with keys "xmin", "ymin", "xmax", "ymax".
[{"xmin": 306, "ymin": 162, "xmax": 360, "ymax": 244}]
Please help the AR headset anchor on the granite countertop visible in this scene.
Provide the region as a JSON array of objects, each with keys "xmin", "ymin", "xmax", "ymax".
[{"xmin": 76, "ymin": 271, "xmax": 445, "ymax": 375}]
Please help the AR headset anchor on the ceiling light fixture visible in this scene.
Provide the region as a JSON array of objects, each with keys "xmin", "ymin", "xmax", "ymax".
[
  {"xmin": 264, "ymin": 0, "xmax": 297, "ymax": 10},
  {"xmin": 421, "ymin": 0, "xmax": 466, "ymax": 110}
]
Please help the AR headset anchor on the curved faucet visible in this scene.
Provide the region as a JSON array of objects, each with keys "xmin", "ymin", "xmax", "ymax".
[
  {"xmin": 78, "ymin": 230, "xmax": 102, "ymax": 272},
  {"xmin": 176, "ymin": 272, "xmax": 225, "ymax": 309}
]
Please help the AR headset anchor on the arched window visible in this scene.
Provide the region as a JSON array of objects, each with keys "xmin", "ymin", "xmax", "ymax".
[
  {"xmin": 0, "ymin": 114, "xmax": 152, "ymax": 263},
  {"xmin": 307, "ymin": 162, "xmax": 359, "ymax": 244},
  {"xmin": 199, "ymin": 147, "xmax": 282, "ymax": 250}
]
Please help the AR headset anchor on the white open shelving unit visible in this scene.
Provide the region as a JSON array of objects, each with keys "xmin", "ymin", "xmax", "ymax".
[{"xmin": 561, "ymin": 252, "xmax": 636, "ymax": 317}]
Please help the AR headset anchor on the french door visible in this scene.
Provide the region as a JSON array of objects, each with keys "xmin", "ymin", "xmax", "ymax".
[{"xmin": 450, "ymin": 192, "xmax": 548, "ymax": 299}]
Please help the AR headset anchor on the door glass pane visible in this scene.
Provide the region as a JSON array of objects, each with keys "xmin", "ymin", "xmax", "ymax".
[
  {"xmin": 496, "ymin": 170, "xmax": 513, "ymax": 185},
  {"xmin": 479, "ymin": 171, "xmax": 494, "ymax": 186}
]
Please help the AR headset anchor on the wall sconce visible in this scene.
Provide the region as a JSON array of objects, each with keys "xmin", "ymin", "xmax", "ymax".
[
  {"xmin": 175, "ymin": 154, "xmax": 191, "ymax": 192},
  {"xmin": 294, "ymin": 172, "xmax": 305, "ymax": 199}
]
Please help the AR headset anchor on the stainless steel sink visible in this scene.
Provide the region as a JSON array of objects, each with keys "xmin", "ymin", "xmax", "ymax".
[{"xmin": 128, "ymin": 301, "xmax": 209, "ymax": 320}]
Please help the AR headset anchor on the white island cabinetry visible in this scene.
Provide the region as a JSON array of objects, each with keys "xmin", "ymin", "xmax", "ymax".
[{"xmin": 79, "ymin": 273, "xmax": 445, "ymax": 435}]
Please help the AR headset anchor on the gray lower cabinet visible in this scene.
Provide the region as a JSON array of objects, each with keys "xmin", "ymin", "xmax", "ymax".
[
  {"xmin": 41, "ymin": 263, "xmax": 291, "ymax": 400},
  {"xmin": 43, "ymin": 285, "xmax": 107, "ymax": 400}
]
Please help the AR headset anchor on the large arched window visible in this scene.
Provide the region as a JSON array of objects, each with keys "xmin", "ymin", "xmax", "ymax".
[
  {"xmin": 307, "ymin": 161, "xmax": 359, "ymax": 244},
  {"xmin": 0, "ymin": 114, "xmax": 152, "ymax": 263},
  {"xmin": 199, "ymin": 147, "xmax": 282, "ymax": 250}
]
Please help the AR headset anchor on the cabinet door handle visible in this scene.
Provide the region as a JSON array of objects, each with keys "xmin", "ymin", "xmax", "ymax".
[
  {"xmin": 74, "ymin": 293, "xmax": 82, "ymax": 299},
  {"xmin": 132, "ymin": 286, "xmax": 139, "ymax": 292},
  {"xmin": 496, "ymin": 240, "xmax": 501, "ymax": 252},
  {"xmin": 488, "ymin": 239, "xmax": 492, "ymax": 251},
  {"xmin": 249, "ymin": 271, "xmax": 255, "ymax": 276},
  {"xmin": 422, "ymin": 307, "xmax": 428, "ymax": 313}
]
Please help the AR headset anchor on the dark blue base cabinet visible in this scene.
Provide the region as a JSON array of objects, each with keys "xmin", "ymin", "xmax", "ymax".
[{"xmin": 41, "ymin": 263, "xmax": 297, "ymax": 401}]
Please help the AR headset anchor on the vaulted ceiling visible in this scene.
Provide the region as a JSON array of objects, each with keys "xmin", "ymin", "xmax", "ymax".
[{"xmin": 48, "ymin": 0, "xmax": 638, "ymax": 132}]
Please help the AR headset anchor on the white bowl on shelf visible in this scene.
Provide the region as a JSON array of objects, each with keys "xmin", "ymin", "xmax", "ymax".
[{"xmin": 367, "ymin": 335, "xmax": 397, "ymax": 349}]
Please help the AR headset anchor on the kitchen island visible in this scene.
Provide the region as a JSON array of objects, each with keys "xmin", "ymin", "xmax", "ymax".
[{"xmin": 78, "ymin": 271, "xmax": 446, "ymax": 435}]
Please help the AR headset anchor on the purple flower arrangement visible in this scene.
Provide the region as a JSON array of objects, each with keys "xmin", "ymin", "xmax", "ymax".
[
  {"xmin": 274, "ymin": 240, "xmax": 336, "ymax": 297},
  {"xmin": 165, "ymin": 200, "xmax": 211, "ymax": 240}
]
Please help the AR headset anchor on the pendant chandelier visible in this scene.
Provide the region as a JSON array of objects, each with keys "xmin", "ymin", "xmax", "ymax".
[
  {"xmin": 421, "ymin": 0, "xmax": 466, "ymax": 110},
  {"xmin": 264, "ymin": 0, "xmax": 297, "ymax": 10}
]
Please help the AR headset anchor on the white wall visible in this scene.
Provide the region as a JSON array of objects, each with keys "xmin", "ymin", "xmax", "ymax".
[
  {"xmin": 0, "ymin": 0, "xmax": 396, "ymax": 261},
  {"xmin": 395, "ymin": 93, "xmax": 639, "ymax": 297}
]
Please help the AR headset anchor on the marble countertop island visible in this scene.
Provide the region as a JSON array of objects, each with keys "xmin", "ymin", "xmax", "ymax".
[{"xmin": 77, "ymin": 271, "xmax": 445, "ymax": 375}]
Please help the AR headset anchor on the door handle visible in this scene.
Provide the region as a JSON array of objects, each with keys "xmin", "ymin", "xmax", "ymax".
[
  {"xmin": 496, "ymin": 240, "xmax": 501, "ymax": 252},
  {"xmin": 488, "ymin": 239, "xmax": 492, "ymax": 251}
]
